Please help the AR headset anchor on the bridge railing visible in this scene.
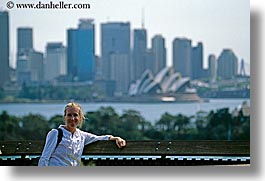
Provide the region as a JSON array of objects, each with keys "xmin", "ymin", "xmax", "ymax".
[{"xmin": 0, "ymin": 140, "xmax": 250, "ymax": 166}]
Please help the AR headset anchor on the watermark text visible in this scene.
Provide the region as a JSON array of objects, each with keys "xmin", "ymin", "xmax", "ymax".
[{"xmin": 6, "ymin": 1, "xmax": 91, "ymax": 10}]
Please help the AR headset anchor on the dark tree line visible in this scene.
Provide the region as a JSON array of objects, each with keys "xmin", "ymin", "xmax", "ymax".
[
  {"xmin": 13, "ymin": 84, "xmax": 103, "ymax": 101},
  {"xmin": 0, "ymin": 106, "xmax": 250, "ymax": 141}
]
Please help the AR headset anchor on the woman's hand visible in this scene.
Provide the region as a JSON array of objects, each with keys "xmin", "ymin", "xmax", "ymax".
[{"xmin": 109, "ymin": 136, "xmax": 126, "ymax": 148}]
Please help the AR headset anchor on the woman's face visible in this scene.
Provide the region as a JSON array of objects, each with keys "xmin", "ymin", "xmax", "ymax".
[{"xmin": 64, "ymin": 107, "xmax": 81, "ymax": 129}]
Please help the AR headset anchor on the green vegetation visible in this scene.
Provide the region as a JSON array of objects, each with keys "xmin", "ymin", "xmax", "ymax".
[
  {"xmin": 0, "ymin": 106, "xmax": 249, "ymax": 141},
  {"xmin": 0, "ymin": 84, "xmax": 105, "ymax": 103},
  {"xmin": 18, "ymin": 84, "xmax": 103, "ymax": 101}
]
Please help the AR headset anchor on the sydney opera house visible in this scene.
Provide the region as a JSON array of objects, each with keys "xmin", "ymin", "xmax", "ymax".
[{"xmin": 128, "ymin": 67, "xmax": 201, "ymax": 102}]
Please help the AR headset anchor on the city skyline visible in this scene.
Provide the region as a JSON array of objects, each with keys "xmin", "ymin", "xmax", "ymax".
[{"xmin": 0, "ymin": 0, "xmax": 249, "ymax": 74}]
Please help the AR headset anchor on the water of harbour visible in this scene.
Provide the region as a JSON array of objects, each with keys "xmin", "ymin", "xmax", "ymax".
[{"xmin": 0, "ymin": 98, "xmax": 250, "ymax": 124}]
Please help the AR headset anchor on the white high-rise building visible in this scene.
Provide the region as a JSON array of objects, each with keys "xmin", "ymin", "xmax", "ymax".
[
  {"xmin": 44, "ymin": 42, "xmax": 66, "ymax": 81},
  {"xmin": 208, "ymin": 54, "xmax": 217, "ymax": 83},
  {"xmin": 110, "ymin": 54, "xmax": 130, "ymax": 95}
]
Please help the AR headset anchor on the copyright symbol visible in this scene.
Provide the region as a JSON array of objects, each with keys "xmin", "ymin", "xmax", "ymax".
[{"xmin": 6, "ymin": 1, "xmax": 14, "ymax": 9}]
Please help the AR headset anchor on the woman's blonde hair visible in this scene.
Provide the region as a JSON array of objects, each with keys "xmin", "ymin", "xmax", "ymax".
[{"xmin": 64, "ymin": 102, "xmax": 85, "ymax": 127}]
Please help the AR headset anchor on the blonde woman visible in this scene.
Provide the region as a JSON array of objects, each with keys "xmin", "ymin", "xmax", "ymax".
[{"xmin": 38, "ymin": 102, "xmax": 126, "ymax": 166}]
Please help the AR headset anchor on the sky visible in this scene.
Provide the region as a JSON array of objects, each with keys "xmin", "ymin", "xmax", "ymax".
[{"xmin": 0, "ymin": 0, "xmax": 250, "ymax": 73}]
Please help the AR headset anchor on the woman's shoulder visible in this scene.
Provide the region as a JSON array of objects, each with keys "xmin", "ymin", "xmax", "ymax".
[
  {"xmin": 47, "ymin": 128, "xmax": 59, "ymax": 136},
  {"xmin": 77, "ymin": 128, "xmax": 88, "ymax": 134},
  {"xmin": 77, "ymin": 129, "xmax": 94, "ymax": 136}
]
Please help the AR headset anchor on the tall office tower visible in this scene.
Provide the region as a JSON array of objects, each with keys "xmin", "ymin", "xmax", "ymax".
[
  {"xmin": 16, "ymin": 27, "xmax": 33, "ymax": 85},
  {"xmin": 16, "ymin": 50, "xmax": 44, "ymax": 84},
  {"xmin": 16, "ymin": 54, "xmax": 31, "ymax": 85},
  {"xmin": 67, "ymin": 19, "xmax": 95, "ymax": 82},
  {"xmin": 0, "ymin": 11, "xmax": 10, "ymax": 88},
  {"xmin": 29, "ymin": 50, "xmax": 44, "ymax": 82},
  {"xmin": 44, "ymin": 42, "xmax": 66, "ymax": 81},
  {"xmin": 217, "ymin": 49, "xmax": 238, "ymax": 79},
  {"xmin": 101, "ymin": 22, "xmax": 131, "ymax": 92},
  {"xmin": 110, "ymin": 54, "xmax": 130, "ymax": 94},
  {"xmin": 143, "ymin": 49, "xmax": 155, "ymax": 74},
  {"xmin": 191, "ymin": 42, "xmax": 204, "ymax": 80},
  {"xmin": 151, "ymin": 35, "xmax": 167, "ymax": 75},
  {"xmin": 132, "ymin": 29, "xmax": 147, "ymax": 81},
  {"xmin": 208, "ymin": 54, "xmax": 217, "ymax": 83},
  {"xmin": 172, "ymin": 38, "xmax": 192, "ymax": 77},
  {"xmin": 17, "ymin": 27, "xmax": 33, "ymax": 55}
]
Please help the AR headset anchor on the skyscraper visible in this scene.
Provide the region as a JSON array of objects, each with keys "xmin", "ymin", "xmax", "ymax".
[
  {"xmin": 191, "ymin": 42, "xmax": 204, "ymax": 79},
  {"xmin": 16, "ymin": 54, "xmax": 31, "ymax": 85},
  {"xmin": 143, "ymin": 49, "xmax": 155, "ymax": 74},
  {"xmin": 208, "ymin": 54, "xmax": 217, "ymax": 83},
  {"xmin": 0, "ymin": 11, "xmax": 10, "ymax": 87},
  {"xmin": 16, "ymin": 49, "xmax": 44, "ymax": 85},
  {"xmin": 29, "ymin": 50, "xmax": 44, "ymax": 82},
  {"xmin": 133, "ymin": 28, "xmax": 147, "ymax": 81},
  {"xmin": 101, "ymin": 22, "xmax": 131, "ymax": 94},
  {"xmin": 16, "ymin": 27, "xmax": 40, "ymax": 85},
  {"xmin": 217, "ymin": 49, "xmax": 238, "ymax": 79},
  {"xmin": 44, "ymin": 42, "xmax": 66, "ymax": 81},
  {"xmin": 110, "ymin": 54, "xmax": 130, "ymax": 94},
  {"xmin": 172, "ymin": 38, "xmax": 192, "ymax": 77},
  {"xmin": 17, "ymin": 27, "xmax": 33, "ymax": 55},
  {"xmin": 67, "ymin": 19, "xmax": 95, "ymax": 82},
  {"xmin": 151, "ymin": 35, "xmax": 167, "ymax": 75},
  {"xmin": 101, "ymin": 22, "xmax": 131, "ymax": 81}
]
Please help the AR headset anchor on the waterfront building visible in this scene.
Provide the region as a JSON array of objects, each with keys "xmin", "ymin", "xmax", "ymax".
[
  {"xmin": 67, "ymin": 19, "xmax": 95, "ymax": 82},
  {"xmin": 151, "ymin": 35, "xmax": 167, "ymax": 75},
  {"xmin": 0, "ymin": 11, "xmax": 10, "ymax": 88},
  {"xmin": 172, "ymin": 38, "xmax": 192, "ymax": 77},
  {"xmin": 94, "ymin": 80, "xmax": 116, "ymax": 97},
  {"xmin": 128, "ymin": 67, "xmax": 200, "ymax": 102},
  {"xmin": 217, "ymin": 49, "xmax": 238, "ymax": 80},
  {"xmin": 44, "ymin": 42, "xmax": 66, "ymax": 81}
]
